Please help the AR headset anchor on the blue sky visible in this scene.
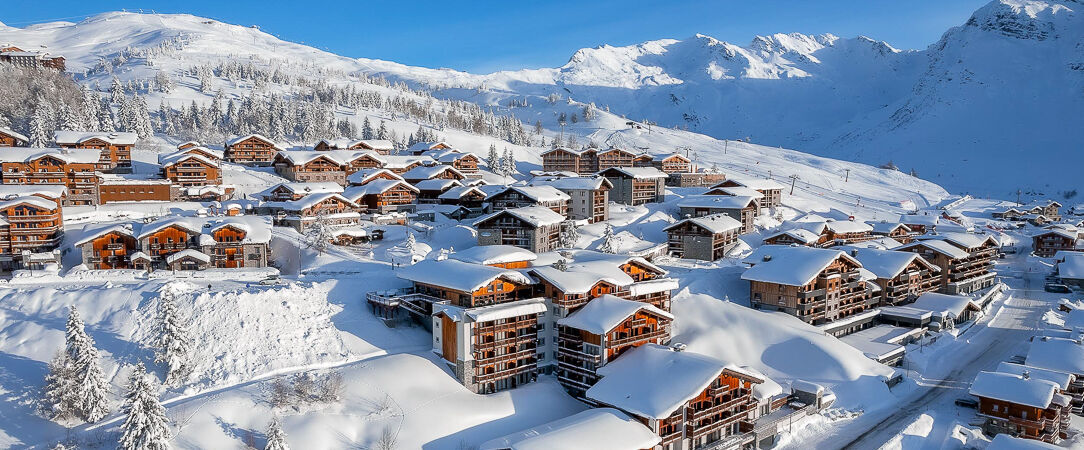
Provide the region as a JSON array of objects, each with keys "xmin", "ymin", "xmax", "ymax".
[{"xmin": 5, "ymin": 0, "xmax": 991, "ymax": 72}]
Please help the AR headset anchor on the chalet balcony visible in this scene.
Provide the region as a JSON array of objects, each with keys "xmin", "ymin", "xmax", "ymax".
[
  {"xmin": 475, "ymin": 347, "xmax": 537, "ymax": 366},
  {"xmin": 609, "ymin": 328, "xmax": 669, "ymax": 348},
  {"xmin": 475, "ymin": 321, "xmax": 538, "ymax": 336},
  {"xmin": 798, "ymin": 288, "xmax": 826, "ymax": 299},
  {"xmin": 475, "ymin": 332, "xmax": 538, "ymax": 350},
  {"xmin": 690, "ymin": 393, "xmax": 752, "ymax": 421},
  {"xmin": 474, "ymin": 362, "xmax": 537, "ymax": 383}
]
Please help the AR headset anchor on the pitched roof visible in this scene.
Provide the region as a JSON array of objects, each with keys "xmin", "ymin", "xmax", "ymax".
[
  {"xmin": 0, "ymin": 184, "xmax": 66, "ymax": 200},
  {"xmin": 479, "ymin": 408, "xmax": 660, "ymax": 450},
  {"xmin": 343, "ymin": 180, "xmax": 419, "ymax": 200},
  {"xmin": 713, "ymin": 177, "xmax": 785, "ymax": 191},
  {"xmin": 53, "ymin": 130, "xmax": 137, "ymax": 145},
  {"xmin": 740, "ymin": 245, "xmax": 858, "ymax": 286},
  {"xmin": 868, "ymin": 222, "xmax": 911, "ymax": 234},
  {"xmin": 844, "ymin": 248, "xmax": 938, "ymax": 279},
  {"xmin": 273, "ymin": 182, "xmax": 344, "ymax": 195},
  {"xmin": 919, "ymin": 232, "xmax": 999, "ymax": 250},
  {"xmin": 598, "ymin": 166, "xmax": 668, "ymax": 179},
  {"xmin": 282, "ymin": 193, "xmax": 359, "ymax": 211},
  {"xmin": 401, "ymin": 164, "xmax": 464, "ymax": 181},
  {"xmin": 396, "ymin": 259, "xmax": 533, "ymax": 292},
  {"xmin": 531, "ymin": 176, "xmax": 612, "ymax": 191},
  {"xmin": 0, "ymin": 196, "xmax": 60, "ymax": 210},
  {"xmin": 450, "ymin": 245, "xmax": 537, "ymax": 265},
  {"xmin": 438, "ymin": 185, "xmax": 486, "ymax": 200},
  {"xmin": 763, "ymin": 228, "xmax": 821, "ymax": 245},
  {"xmin": 898, "ymin": 239, "xmax": 970, "ymax": 260},
  {"xmin": 907, "ymin": 293, "xmax": 980, "ymax": 319},
  {"xmin": 473, "ymin": 206, "xmax": 566, "ymax": 228},
  {"xmin": 995, "ymin": 362, "xmax": 1075, "ymax": 389},
  {"xmin": 346, "ymin": 168, "xmax": 403, "ymax": 185},
  {"xmin": 413, "ymin": 178, "xmax": 462, "ymax": 191},
  {"xmin": 663, "ymin": 213, "xmax": 742, "ymax": 234},
  {"xmin": 0, "ymin": 127, "xmax": 28, "ymax": 142},
  {"xmin": 226, "ymin": 133, "xmax": 283, "ymax": 149},
  {"xmin": 158, "ymin": 152, "xmax": 220, "ymax": 168},
  {"xmin": 488, "ymin": 185, "xmax": 571, "ymax": 203},
  {"xmin": 557, "ymin": 295, "xmax": 672, "ymax": 334},
  {"xmin": 969, "ymin": 371, "xmax": 1059, "ymax": 409},
  {"xmin": 1026, "ymin": 337, "xmax": 1084, "ymax": 375},
  {"xmin": 165, "ymin": 249, "xmax": 211, "ymax": 264},
  {"xmin": 677, "ymin": 195, "xmax": 757, "ymax": 210},
  {"xmin": 0, "ymin": 148, "xmax": 102, "ymax": 164}
]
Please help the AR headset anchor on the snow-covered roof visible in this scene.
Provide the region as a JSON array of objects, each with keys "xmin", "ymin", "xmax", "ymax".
[
  {"xmin": 378, "ymin": 155, "xmax": 436, "ymax": 169},
  {"xmin": 652, "ymin": 152, "xmax": 690, "ymax": 162},
  {"xmin": 406, "ymin": 141, "xmax": 451, "ymax": 152},
  {"xmin": 908, "ymin": 293, "xmax": 979, "ymax": 319},
  {"xmin": 677, "ymin": 195, "xmax": 757, "ymax": 210},
  {"xmin": 844, "ymin": 247, "xmax": 938, "ymax": 280},
  {"xmin": 329, "ymin": 227, "xmax": 368, "ymax": 238},
  {"xmin": 274, "ymin": 150, "xmax": 352, "ymax": 166},
  {"xmin": 438, "ymin": 185, "xmax": 486, "ymax": 200},
  {"xmin": 450, "ymin": 245, "xmax": 537, "ymax": 265},
  {"xmin": 282, "ymin": 193, "xmax": 359, "ymax": 211},
  {"xmin": 868, "ymin": 222, "xmax": 911, "ymax": 234},
  {"xmin": 996, "ymin": 362, "xmax": 1074, "ymax": 389},
  {"xmin": 165, "ymin": 249, "xmax": 211, "ymax": 265},
  {"xmin": 72, "ymin": 222, "xmax": 135, "ymax": 247},
  {"xmin": 0, "ymin": 148, "xmax": 102, "ymax": 164},
  {"xmin": 273, "ymin": 182, "xmax": 344, "ymax": 196},
  {"xmin": 158, "ymin": 152, "xmax": 220, "ymax": 168},
  {"xmin": 919, "ymin": 232, "xmax": 998, "ymax": 250},
  {"xmin": 401, "ymin": 164, "xmax": 464, "ymax": 181},
  {"xmin": 479, "ymin": 408, "xmax": 660, "ymax": 450},
  {"xmin": 557, "ymin": 295, "xmax": 672, "ymax": 335},
  {"xmin": 898, "ymin": 239, "xmax": 970, "ymax": 260},
  {"xmin": 438, "ymin": 297, "xmax": 548, "ymax": 323},
  {"xmin": 0, "ymin": 184, "xmax": 66, "ymax": 200},
  {"xmin": 1034, "ymin": 228, "xmax": 1078, "ymax": 240},
  {"xmin": 899, "ymin": 214, "xmax": 939, "ymax": 226},
  {"xmin": 540, "ymin": 147, "xmax": 593, "ymax": 156},
  {"xmin": 531, "ymin": 176, "xmax": 612, "ymax": 191},
  {"xmin": 1026, "ymin": 337, "xmax": 1084, "ymax": 375},
  {"xmin": 0, "ymin": 127, "xmax": 28, "ymax": 142},
  {"xmin": 716, "ymin": 177, "xmax": 785, "ymax": 191},
  {"xmin": 587, "ymin": 344, "xmax": 759, "ymax": 419},
  {"xmin": 53, "ymin": 130, "xmax": 137, "ymax": 145},
  {"xmin": 226, "ymin": 133, "xmax": 283, "ymax": 149},
  {"xmin": 0, "ymin": 195, "xmax": 59, "ymax": 211},
  {"xmin": 663, "ymin": 213, "xmax": 742, "ymax": 234},
  {"xmin": 346, "ymin": 168, "xmax": 403, "ymax": 185},
  {"xmin": 473, "ymin": 206, "xmax": 566, "ymax": 228},
  {"xmin": 531, "ymin": 260, "xmax": 637, "ymax": 294},
  {"xmin": 135, "ymin": 216, "xmax": 272, "ymax": 244},
  {"xmin": 598, "ymin": 166, "xmax": 668, "ymax": 179},
  {"xmin": 987, "ymin": 435, "xmax": 1063, "ymax": 450},
  {"xmin": 397, "ymin": 259, "xmax": 533, "ymax": 292},
  {"xmin": 343, "ymin": 180, "xmax": 419, "ymax": 200},
  {"xmin": 764, "ymin": 227, "xmax": 821, "ymax": 245},
  {"xmin": 413, "ymin": 178, "xmax": 462, "ymax": 191},
  {"xmin": 708, "ymin": 185, "xmax": 764, "ymax": 199},
  {"xmin": 488, "ymin": 185, "xmax": 571, "ymax": 203},
  {"xmin": 969, "ymin": 371, "xmax": 1059, "ymax": 409},
  {"xmin": 129, "ymin": 251, "xmax": 150, "ymax": 262},
  {"xmin": 740, "ymin": 245, "xmax": 859, "ymax": 286}
]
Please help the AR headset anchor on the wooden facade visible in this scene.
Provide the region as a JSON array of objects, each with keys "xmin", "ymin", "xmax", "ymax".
[
  {"xmin": 161, "ymin": 155, "xmax": 221, "ymax": 187},
  {"xmin": 665, "ymin": 216, "xmax": 742, "ymax": 261},
  {"xmin": 0, "ymin": 198, "xmax": 63, "ymax": 253},
  {"xmin": 747, "ymin": 253, "xmax": 875, "ymax": 325},
  {"xmin": 1033, "ymin": 228, "xmax": 1081, "ymax": 258},
  {"xmin": 225, "ymin": 135, "xmax": 281, "ymax": 165},
  {"xmin": 899, "ymin": 238, "xmax": 999, "ymax": 295},
  {"xmin": 556, "ymin": 306, "xmax": 672, "ymax": 397},
  {"xmin": 78, "ymin": 230, "xmax": 138, "ymax": 269},
  {"xmin": 56, "ymin": 136, "xmax": 132, "ymax": 172},
  {"xmin": 0, "ymin": 152, "xmax": 99, "ymax": 205},
  {"xmin": 273, "ymin": 153, "xmax": 347, "ymax": 184},
  {"xmin": 0, "ymin": 128, "xmax": 27, "ymax": 147},
  {"xmin": 96, "ymin": 180, "xmax": 174, "ymax": 204}
]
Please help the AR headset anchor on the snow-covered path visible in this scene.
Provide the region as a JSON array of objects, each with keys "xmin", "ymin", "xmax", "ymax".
[{"xmin": 796, "ymin": 255, "xmax": 1051, "ymax": 449}]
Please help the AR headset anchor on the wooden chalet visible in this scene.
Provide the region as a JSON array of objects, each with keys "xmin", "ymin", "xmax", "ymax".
[
  {"xmin": 1026, "ymin": 200, "xmax": 1062, "ymax": 221},
  {"xmin": 633, "ymin": 153, "xmax": 693, "ymax": 174},
  {"xmin": 0, "ymin": 196, "xmax": 63, "ymax": 253},
  {"xmin": 710, "ymin": 178, "xmax": 784, "ymax": 208},
  {"xmin": 437, "ymin": 185, "xmax": 488, "ymax": 210},
  {"xmin": 401, "ymin": 164, "xmax": 465, "ymax": 185},
  {"xmin": 898, "ymin": 232, "xmax": 999, "ymax": 295},
  {"xmin": 486, "ymin": 185, "xmax": 570, "ymax": 216},
  {"xmin": 120, "ymin": 216, "xmax": 272, "ymax": 271},
  {"xmin": 762, "ymin": 228, "xmax": 822, "ymax": 247},
  {"xmin": 0, "ymin": 47, "xmax": 65, "ymax": 70},
  {"xmin": 449, "ymin": 245, "xmax": 537, "ymax": 269},
  {"xmin": 0, "ymin": 127, "xmax": 28, "ymax": 147},
  {"xmin": 159, "ymin": 152, "xmax": 221, "ymax": 187},
  {"xmin": 473, "ymin": 206, "xmax": 565, "ymax": 253},
  {"xmin": 1032, "ymin": 225, "xmax": 1083, "ymax": 258},
  {"xmin": 379, "ymin": 155, "xmax": 436, "ymax": 175},
  {"xmin": 803, "ymin": 220, "xmax": 875, "ymax": 247},
  {"xmin": 530, "ymin": 253, "xmax": 676, "ymax": 315},
  {"xmin": 0, "ymin": 149, "xmax": 102, "ymax": 205},
  {"xmin": 845, "ymin": 248, "xmax": 941, "ymax": 306},
  {"xmin": 899, "ymin": 214, "xmax": 939, "ymax": 235},
  {"xmin": 224, "ymin": 134, "xmax": 283, "ymax": 165},
  {"xmin": 598, "ymin": 166, "xmax": 667, "ymax": 206},
  {"xmin": 742, "ymin": 245, "xmax": 878, "ymax": 325},
  {"xmin": 541, "ymin": 147, "xmax": 598, "ymax": 174},
  {"xmin": 54, "ymin": 131, "xmax": 136, "ymax": 173},
  {"xmin": 260, "ymin": 182, "xmax": 343, "ymax": 202},
  {"xmin": 664, "ymin": 213, "xmax": 743, "ymax": 261},
  {"xmin": 414, "ymin": 179, "xmax": 462, "ymax": 203},
  {"xmin": 346, "ymin": 168, "xmax": 403, "ymax": 186},
  {"xmin": 595, "ymin": 147, "xmax": 636, "ymax": 171},
  {"xmin": 586, "ymin": 344, "xmax": 766, "ymax": 450},
  {"xmin": 273, "ymin": 151, "xmax": 349, "ymax": 184},
  {"xmin": 281, "ymin": 193, "xmax": 362, "ymax": 231},
  {"xmin": 869, "ymin": 222, "xmax": 914, "ymax": 244},
  {"xmin": 314, "ymin": 138, "xmax": 394, "ymax": 154},
  {"xmin": 406, "ymin": 141, "xmax": 453, "ymax": 155},
  {"xmin": 677, "ymin": 195, "xmax": 760, "ymax": 234},
  {"xmin": 423, "ymin": 148, "xmax": 482, "ymax": 178},
  {"xmin": 996, "ymin": 361, "xmax": 1083, "ymax": 419},
  {"xmin": 556, "ymin": 295, "xmax": 673, "ymax": 397},
  {"xmin": 343, "ymin": 180, "xmax": 418, "ymax": 214},
  {"xmin": 75, "ymin": 224, "xmax": 138, "ymax": 270},
  {"xmin": 970, "ymin": 371, "xmax": 1070, "ymax": 444},
  {"xmin": 531, "ymin": 176, "xmax": 611, "ymax": 223}
]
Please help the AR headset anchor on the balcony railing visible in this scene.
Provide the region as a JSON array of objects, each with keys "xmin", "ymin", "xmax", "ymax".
[
  {"xmin": 609, "ymin": 328, "xmax": 669, "ymax": 347},
  {"xmin": 474, "ymin": 362, "xmax": 537, "ymax": 383}
]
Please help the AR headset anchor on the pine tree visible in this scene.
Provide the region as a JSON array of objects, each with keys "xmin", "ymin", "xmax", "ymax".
[
  {"xmin": 119, "ymin": 363, "xmax": 171, "ymax": 450},
  {"xmin": 98, "ymin": 98, "xmax": 116, "ymax": 132},
  {"xmin": 65, "ymin": 306, "xmax": 111, "ymax": 422},
  {"xmin": 533, "ymin": 120, "xmax": 543, "ymax": 135},
  {"xmin": 598, "ymin": 224, "xmax": 618, "ymax": 254},
  {"xmin": 154, "ymin": 291, "xmax": 192, "ymax": 386},
  {"xmin": 42, "ymin": 350, "xmax": 79, "ymax": 422},
  {"xmin": 28, "ymin": 108, "xmax": 51, "ymax": 147},
  {"xmin": 376, "ymin": 120, "xmax": 388, "ymax": 140},
  {"xmin": 361, "ymin": 117, "xmax": 373, "ymax": 139},
  {"xmin": 486, "ymin": 144, "xmax": 499, "ymax": 169},
  {"xmin": 155, "ymin": 71, "xmax": 174, "ymax": 93},
  {"xmin": 110, "ymin": 77, "xmax": 125, "ymax": 104},
  {"xmin": 58, "ymin": 103, "xmax": 83, "ymax": 131},
  {"xmin": 264, "ymin": 417, "xmax": 290, "ymax": 450},
  {"xmin": 559, "ymin": 222, "xmax": 580, "ymax": 248},
  {"xmin": 501, "ymin": 148, "xmax": 517, "ymax": 177}
]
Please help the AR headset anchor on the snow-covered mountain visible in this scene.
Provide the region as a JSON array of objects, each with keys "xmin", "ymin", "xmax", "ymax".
[{"xmin": 1, "ymin": 0, "xmax": 1080, "ymax": 198}]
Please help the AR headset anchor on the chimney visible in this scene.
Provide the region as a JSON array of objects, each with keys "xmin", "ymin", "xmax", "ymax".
[{"xmin": 851, "ymin": 249, "xmax": 858, "ymax": 257}]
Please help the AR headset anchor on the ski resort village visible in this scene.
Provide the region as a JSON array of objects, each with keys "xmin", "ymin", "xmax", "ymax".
[{"xmin": 0, "ymin": 1, "xmax": 1082, "ymax": 449}]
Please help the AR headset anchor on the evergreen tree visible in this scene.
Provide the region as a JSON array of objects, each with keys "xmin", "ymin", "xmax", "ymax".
[
  {"xmin": 42, "ymin": 350, "xmax": 78, "ymax": 422},
  {"xmin": 264, "ymin": 417, "xmax": 290, "ymax": 450},
  {"xmin": 376, "ymin": 120, "xmax": 388, "ymax": 140},
  {"xmin": 361, "ymin": 117, "xmax": 373, "ymax": 139},
  {"xmin": 502, "ymin": 148, "xmax": 517, "ymax": 177},
  {"xmin": 119, "ymin": 363, "xmax": 171, "ymax": 450},
  {"xmin": 110, "ymin": 77, "xmax": 125, "ymax": 104},
  {"xmin": 98, "ymin": 98, "xmax": 116, "ymax": 132},
  {"xmin": 598, "ymin": 224, "xmax": 618, "ymax": 254},
  {"xmin": 486, "ymin": 144, "xmax": 499, "ymax": 169},
  {"xmin": 155, "ymin": 71, "xmax": 174, "ymax": 93},
  {"xmin": 154, "ymin": 291, "xmax": 193, "ymax": 386},
  {"xmin": 65, "ymin": 306, "xmax": 111, "ymax": 422},
  {"xmin": 28, "ymin": 108, "xmax": 51, "ymax": 147},
  {"xmin": 533, "ymin": 120, "xmax": 543, "ymax": 135},
  {"xmin": 558, "ymin": 222, "xmax": 580, "ymax": 248},
  {"xmin": 58, "ymin": 103, "xmax": 83, "ymax": 131}
]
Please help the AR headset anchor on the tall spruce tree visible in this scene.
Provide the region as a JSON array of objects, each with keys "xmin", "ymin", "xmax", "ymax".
[
  {"xmin": 42, "ymin": 350, "xmax": 78, "ymax": 422},
  {"xmin": 28, "ymin": 108, "xmax": 51, "ymax": 147},
  {"xmin": 598, "ymin": 224, "xmax": 618, "ymax": 254},
  {"xmin": 119, "ymin": 363, "xmax": 171, "ymax": 450},
  {"xmin": 154, "ymin": 291, "xmax": 193, "ymax": 386},
  {"xmin": 486, "ymin": 144, "xmax": 499, "ymax": 170},
  {"xmin": 64, "ymin": 306, "xmax": 111, "ymax": 422},
  {"xmin": 264, "ymin": 417, "xmax": 290, "ymax": 450}
]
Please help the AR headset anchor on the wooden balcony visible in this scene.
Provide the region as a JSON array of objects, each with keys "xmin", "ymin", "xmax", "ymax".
[
  {"xmin": 474, "ymin": 361, "xmax": 537, "ymax": 383},
  {"xmin": 609, "ymin": 328, "xmax": 668, "ymax": 347}
]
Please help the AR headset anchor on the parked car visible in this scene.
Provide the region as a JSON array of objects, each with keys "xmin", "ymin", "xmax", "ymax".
[
  {"xmin": 258, "ymin": 276, "xmax": 283, "ymax": 286},
  {"xmin": 1045, "ymin": 283, "xmax": 1072, "ymax": 293},
  {"xmin": 954, "ymin": 398, "xmax": 978, "ymax": 409}
]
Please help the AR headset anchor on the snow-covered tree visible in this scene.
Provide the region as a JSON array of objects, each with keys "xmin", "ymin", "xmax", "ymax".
[
  {"xmin": 28, "ymin": 108, "xmax": 51, "ymax": 147},
  {"xmin": 264, "ymin": 417, "xmax": 289, "ymax": 450},
  {"xmin": 552, "ymin": 258, "xmax": 569, "ymax": 271},
  {"xmin": 155, "ymin": 71, "xmax": 174, "ymax": 93},
  {"xmin": 361, "ymin": 117, "xmax": 373, "ymax": 139},
  {"xmin": 582, "ymin": 103, "xmax": 597, "ymax": 122},
  {"xmin": 598, "ymin": 224, "xmax": 618, "ymax": 254},
  {"xmin": 42, "ymin": 350, "xmax": 78, "ymax": 422},
  {"xmin": 305, "ymin": 212, "xmax": 337, "ymax": 254},
  {"xmin": 110, "ymin": 77, "xmax": 125, "ymax": 104},
  {"xmin": 58, "ymin": 103, "xmax": 83, "ymax": 131},
  {"xmin": 558, "ymin": 221, "xmax": 580, "ymax": 248},
  {"xmin": 64, "ymin": 306, "xmax": 111, "ymax": 422},
  {"xmin": 154, "ymin": 291, "xmax": 192, "ymax": 386},
  {"xmin": 486, "ymin": 144, "xmax": 499, "ymax": 169},
  {"xmin": 119, "ymin": 363, "xmax": 171, "ymax": 450},
  {"xmin": 376, "ymin": 120, "xmax": 388, "ymax": 140},
  {"xmin": 98, "ymin": 97, "xmax": 116, "ymax": 132}
]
